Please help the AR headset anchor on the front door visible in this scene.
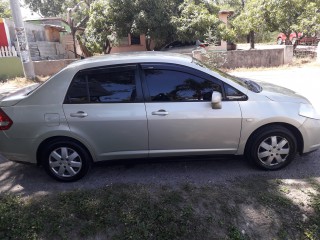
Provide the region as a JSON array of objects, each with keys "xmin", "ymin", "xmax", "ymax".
[{"xmin": 141, "ymin": 64, "xmax": 242, "ymax": 157}]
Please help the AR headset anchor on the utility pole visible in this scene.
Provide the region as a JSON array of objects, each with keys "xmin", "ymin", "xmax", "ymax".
[{"xmin": 9, "ymin": 0, "xmax": 35, "ymax": 79}]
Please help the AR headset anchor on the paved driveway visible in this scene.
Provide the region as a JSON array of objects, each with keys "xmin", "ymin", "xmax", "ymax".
[{"xmin": 231, "ymin": 65, "xmax": 320, "ymax": 111}]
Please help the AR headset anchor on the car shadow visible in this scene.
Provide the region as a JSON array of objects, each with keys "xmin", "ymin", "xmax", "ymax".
[{"xmin": 0, "ymin": 151, "xmax": 319, "ymax": 197}]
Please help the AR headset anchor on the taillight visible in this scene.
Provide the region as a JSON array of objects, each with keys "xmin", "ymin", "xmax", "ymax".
[{"xmin": 0, "ymin": 108, "xmax": 13, "ymax": 130}]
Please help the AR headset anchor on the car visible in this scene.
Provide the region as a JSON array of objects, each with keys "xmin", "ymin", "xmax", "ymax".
[
  {"xmin": 277, "ymin": 32, "xmax": 319, "ymax": 45},
  {"xmin": 160, "ymin": 40, "xmax": 207, "ymax": 53},
  {"xmin": 0, "ymin": 52, "xmax": 320, "ymax": 182}
]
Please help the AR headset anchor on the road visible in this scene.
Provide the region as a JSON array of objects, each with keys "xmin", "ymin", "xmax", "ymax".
[
  {"xmin": 232, "ymin": 65, "xmax": 320, "ymax": 112},
  {"xmin": 0, "ymin": 65, "xmax": 319, "ymax": 197}
]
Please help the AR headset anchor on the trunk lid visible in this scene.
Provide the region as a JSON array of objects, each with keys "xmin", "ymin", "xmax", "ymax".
[{"xmin": 0, "ymin": 83, "xmax": 40, "ymax": 107}]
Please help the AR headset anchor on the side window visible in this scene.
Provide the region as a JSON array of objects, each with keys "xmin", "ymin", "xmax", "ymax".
[
  {"xmin": 224, "ymin": 83, "xmax": 248, "ymax": 101},
  {"xmin": 66, "ymin": 68, "xmax": 137, "ymax": 103},
  {"xmin": 144, "ymin": 69, "xmax": 221, "ymax": 102}
]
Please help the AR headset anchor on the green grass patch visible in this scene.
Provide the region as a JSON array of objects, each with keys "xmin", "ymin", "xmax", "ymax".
[{"xmin": 0, "ymin": 179, "xmax": 320, "ymax": 239}]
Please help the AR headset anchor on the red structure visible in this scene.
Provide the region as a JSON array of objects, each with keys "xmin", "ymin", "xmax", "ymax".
[{"xmin": 0, "ymin": 18, "xmax": 9, "ymax": 47}]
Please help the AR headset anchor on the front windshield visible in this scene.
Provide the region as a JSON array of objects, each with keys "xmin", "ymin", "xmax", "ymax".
[{"xmin": 192, "ymin": 59, "xmax": 262, "ymax": 93}]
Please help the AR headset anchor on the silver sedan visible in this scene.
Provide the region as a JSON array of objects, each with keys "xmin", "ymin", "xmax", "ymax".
[{"xmin": 0, "ymin": 52, "xmax": 319, "ymax": 181}]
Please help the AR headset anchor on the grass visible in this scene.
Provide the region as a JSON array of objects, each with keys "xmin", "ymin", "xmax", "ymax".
[{"xmin": 1, "ymin": 178, "xmax": 319, "ymax": 240}]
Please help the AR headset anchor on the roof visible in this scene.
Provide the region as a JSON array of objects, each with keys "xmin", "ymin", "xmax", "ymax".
[
  {"xmin": 67, "ymin": 51, "xmax": 193, "ymax": 70},
  {"xmin": 218, "ymin": 10, "xmax": 234, "ymax": 15},
  {"xmin": 42, "ymin": 24, "xmax": 66, "ymax": 32}
]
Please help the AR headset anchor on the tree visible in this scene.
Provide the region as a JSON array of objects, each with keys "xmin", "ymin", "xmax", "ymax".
[
  {"xmin": 172, "ymin": 0, "xmax": 221, "ymax": 42},
  {"xmin": 25, "ymin": 0, "xmax": 66, "ymax": 17},
  {"xmin": 25, "ymin": 0, "xmax": 91, "ymax": 17},
  {"xmin": 233, "ymin": 0, "xmax": 320, "ymax": 46},
  {"xmin": 85, "ymin": 0, "xmax": 183, "ymax": 52},
  {"xmin": 232, "ymin": 0, "xmax": 266, "ymax": 48},
  {"xmin": 84, "ymin": 0, "xmax": 117, "ymax": 54},
  {"xmin": 295, "ymin": 1, "xmax": 320, "ymax": 37},
  {"xmin": 134, "ymin": 0, "xmax": 182, "ymax": 50},
  {"xmin": 262, "ymin": 0, "xmax": 305, "ymax": 44},
  {"xmin": 0, "ymin": 0, "xmax": 11, "ymax": 18}
]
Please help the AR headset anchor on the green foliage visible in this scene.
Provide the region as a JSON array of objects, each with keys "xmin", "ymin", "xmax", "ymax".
[
  {"xmin": 172, "ymin": 0, "xmax": 220, "ymax": 41},
  {"xmin": 84, "ymin": 0, "xmax": 117, "ymax": 53},
  {"xmin": 134, "ymin": 0, "xmax": 182, "ymax": 49},
  {"xmin": 25, "ymin": 0, "xmax": 66, "ymax": 17},
  {"xmin": 218, "ymin": 23, "xmax": 237, "ymax": 43},
  {"xmin": 295, "ymin": 1, "xmax": 320, "ymax": 36},
  {"xmin": 262, "ymin": 0, "xmax": 305, "ymax": 36},
  {"xmin": 85, "ymin": 0, "xmax": 184, "ymax": 52},
  {"xmin": 232, "ymin": 0, "xmax": 266, "ymax": 36},
  {"xmin": 232, "ymin": 0, "xmax": 320, "ymax": 44},
  {"xmin": 0, "ymin": 0, "xmax": 10, "ymax": 18}
]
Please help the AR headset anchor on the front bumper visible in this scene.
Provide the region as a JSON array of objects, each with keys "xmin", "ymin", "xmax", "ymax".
[{"xmin": 299, "ymin": 118, "xmax": 320, "ymax": 153}]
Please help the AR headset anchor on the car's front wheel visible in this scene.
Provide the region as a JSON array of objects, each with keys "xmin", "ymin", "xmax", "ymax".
[
  {"xmin": 41, "ymin": 140, "xmax": 92, "ymax": 182},
  {"xmin": 246, "ymin": 126, "xmax": 297, "ymax": 170}
]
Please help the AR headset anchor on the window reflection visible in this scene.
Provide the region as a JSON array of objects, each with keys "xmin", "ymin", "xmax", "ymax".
[
  {"xmin": 67, "ymin": 69, "xmax": 136, "ymax": 103},
  {"xmin": 144, "ymin": 69, "xmax": 221, "ymax": 102}
]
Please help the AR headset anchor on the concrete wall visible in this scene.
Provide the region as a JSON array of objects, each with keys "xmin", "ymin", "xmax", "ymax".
[
  {"xmin": 33, "ymin": 59, "xmax": 77, "ymax": 76},
  {"xmin": 222, "ymin": 48, "xmax": 284, "ymax": 68},
  {"xmin": 0, "ymin": 57, "xmax": 23, "ymax": 79},
  {"xmin": 195, "ymin": 46, "xmax": 293, "ymax": 69}
]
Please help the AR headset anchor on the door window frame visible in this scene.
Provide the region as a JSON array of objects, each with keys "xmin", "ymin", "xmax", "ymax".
[
  {"xmin": 64, "ymin": 64, "xmax": 144, "ymax": 104},
  {"xmin": 140, "ymin": 63, "xmax": 226, "ymax": 102}
]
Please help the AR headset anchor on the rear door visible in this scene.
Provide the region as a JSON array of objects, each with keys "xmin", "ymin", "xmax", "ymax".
[
  {"xmin": 141, "ymin": 63, "xmax": 242, "ymax": 157},
  {"xmin": 63, "ymin": 64, "xmax": 148, "ymax": 161}
]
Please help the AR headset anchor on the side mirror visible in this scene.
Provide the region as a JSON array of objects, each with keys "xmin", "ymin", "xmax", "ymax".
[{"xmin": 211, "ymin": 91, "xmax": 222, "ymax": 109}]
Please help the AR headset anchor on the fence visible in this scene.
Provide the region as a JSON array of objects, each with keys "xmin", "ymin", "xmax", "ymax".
[
  {"xmin": 0, "ymin": 46, "xmax": 17, "ymax": 57},
  {"xmin": 0, "ymin": 46, "xmax": 23, "ymax": 79}
]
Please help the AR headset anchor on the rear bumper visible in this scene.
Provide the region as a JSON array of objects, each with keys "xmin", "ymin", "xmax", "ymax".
[{"xmin": 0, "ymin": 133, "xmax": 37, "ymax": 164}]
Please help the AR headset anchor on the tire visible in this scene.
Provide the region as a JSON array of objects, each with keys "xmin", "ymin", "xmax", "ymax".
[
  {"xmin": 245, "ymin": 126, "xmax": 297, "ymax": 170},
  {"xmin": 277, "ymin": 38, "xmax": 283, "ymax": 45},
  {"xmin": 41, "ymin": 140, "xmax": 92, "ymax": 182}
]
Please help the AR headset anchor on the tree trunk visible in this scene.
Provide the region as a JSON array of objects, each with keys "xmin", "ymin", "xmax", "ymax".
[
  {"xmin": 72, "ymin": 29, "xmax": 77, "ymax": 58},
  {"xmin": 246, "ymin": 34, "xmax": 250, "ymax": 43},
  {"xmin": 293, "ymin": 31, "xmax": 299, "ymax": 48},
  {"xmin": 250, "ymin": 30, "xmax": 255, "ymax": 49},
  {"xmin": 103, "ymin": 39, "xmax": 112, "ymax": 54},
  {"xmin": 145, "ymin": 38, "xmax": 152, "ymax": 51},
  {"xmin": 76, "ymin": 35, "xmax": 92, "ymax": 58},
  {"xmin": 284, "ymin": 33, "xmax": 291, "ymax": 45},
  {"xmin": 241, "ymin": 0, "xmax": 245, "ymax": 8}
]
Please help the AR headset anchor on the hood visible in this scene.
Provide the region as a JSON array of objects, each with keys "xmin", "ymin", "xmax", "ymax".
[{"xmin": 258, "ymin": 81, "xmax": 310, "ymax": 104}]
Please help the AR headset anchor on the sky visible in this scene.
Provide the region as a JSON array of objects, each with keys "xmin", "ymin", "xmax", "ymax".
[{"xmin": 5, "ymin": 0, "xmax": 41, "ymax": 19}]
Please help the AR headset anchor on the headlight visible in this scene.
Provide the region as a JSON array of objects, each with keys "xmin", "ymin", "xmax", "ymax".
[{"xmin": 299, "ymin": 104, "xmax": 320, "ymax": 120}]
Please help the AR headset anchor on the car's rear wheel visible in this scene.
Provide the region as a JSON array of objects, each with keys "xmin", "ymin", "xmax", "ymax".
[
  {"xmin": 41, "ymin": 140, "xmax": 91, "ymax": 182},
  {"xmin": 246, "ymin": 126, "xmax": 297, "ymax": 170}
]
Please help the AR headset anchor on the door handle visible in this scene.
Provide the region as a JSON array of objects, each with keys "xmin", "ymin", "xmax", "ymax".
[
  {"xmin": 152, "ymin": 109, "xmax": 169, "ymax": 116},
  {"xmin": 70, "ymin": 111, "xmax": 88, "ymax": 118}
]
